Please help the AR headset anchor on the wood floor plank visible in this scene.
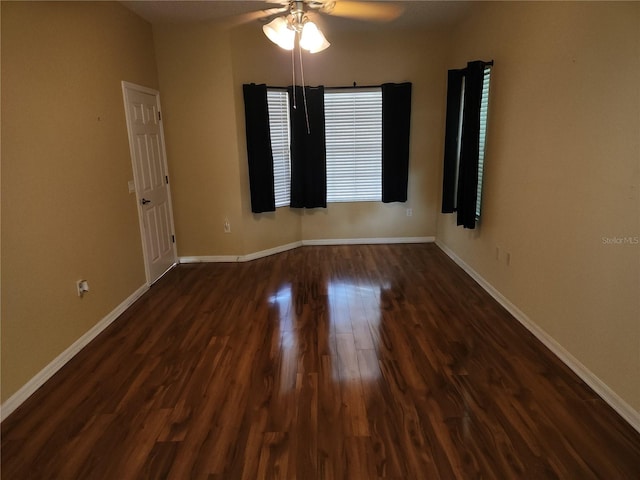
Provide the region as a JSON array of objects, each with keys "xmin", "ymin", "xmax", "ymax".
[
  {"xmin": 255, "ymin": 432, "xmax": 290, "ymax": 480},
  {"xmin": 2, "ymin": 244, "xmax": 639, "ymax": 479}
]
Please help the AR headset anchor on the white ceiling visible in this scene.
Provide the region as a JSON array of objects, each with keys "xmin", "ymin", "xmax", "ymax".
[{"xmin": 120, "ymin": 1, "xmax": 474, "ymax": 31}]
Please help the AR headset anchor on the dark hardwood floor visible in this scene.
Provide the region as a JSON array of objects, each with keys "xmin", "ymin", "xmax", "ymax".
[{"xmin": 2, "ymin": 244, "xmax": 639, "ymax": 479}]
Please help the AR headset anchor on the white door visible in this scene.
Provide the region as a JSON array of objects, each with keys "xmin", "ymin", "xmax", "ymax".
[{"xmin": 122, "ymin": 82, "xmax": 177, "ymax": 284}]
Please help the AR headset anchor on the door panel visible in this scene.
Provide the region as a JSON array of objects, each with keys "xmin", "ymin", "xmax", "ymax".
[{"xmin": 123, "ymin": 83, "xmax": 177, "ymax": 284}]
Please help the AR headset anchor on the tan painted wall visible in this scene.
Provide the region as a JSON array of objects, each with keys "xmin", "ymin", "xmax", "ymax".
[
  {"xmin": 437, "ymin": 2, "xmax": 640, "ymax": 411},
  {"xmin": 1, "ymin": 1, "xmax": 158, "ymax": 402},
  {"xmin": 293, "ymin": 29, "xmax": 446, "ymax": 241},
  {"xmin": 155, "ymin": 22, "xmax": 447, "ymax": 258},
  {"xmin": 152, "ymin": 22, "xmax": 252, "ymax": 257},
  {"xmin": 230, "ymin": 26, "xmax": 304, "ymax": 255},
  {"xmin": 230, "ymin": 26, "xmax": 446, "ymax": 244}
]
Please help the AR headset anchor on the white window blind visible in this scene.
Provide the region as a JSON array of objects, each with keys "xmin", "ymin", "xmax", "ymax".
[
  {"xmin": 267, "ymin": 89, "xmax": 291, "ymax": 208},
  {"xmin": 476, "ymin": 66, "xmax": 491, "ymax": 219},
  {"xmin": 324, "ymin": 88, "xmax": 382, "ymax": 203}
]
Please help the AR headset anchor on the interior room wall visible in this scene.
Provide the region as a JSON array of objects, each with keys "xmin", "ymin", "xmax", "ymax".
[
  {"xmin": 1, "ymin": 1, "xmax": 159, "ymax": 402},
  {"xmin": 229, "ymin": 24, "xmax": 306, "ymax": 255},
  {"xmin": 436, "ymin": 1, "xmax": 640, "ymax": 412},
  {"xmin": 154, "ymin": 21, "xmax": 448, "ymax": 258},
  {"xmin": 153, "ymin": 22, "xmax": 257, "ymax": 258},
  {"xmin": 302, "ymin": 28, "xmax": 447, "ymax": 242},
  {"xmin": 230, "ymin": 25, "xmax": 448, "ymax": 245}
]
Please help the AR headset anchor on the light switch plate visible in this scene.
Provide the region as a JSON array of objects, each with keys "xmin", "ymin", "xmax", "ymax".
[{"xmin": 128, "ymin": 180, "xmax": 135, "ymax": 193}]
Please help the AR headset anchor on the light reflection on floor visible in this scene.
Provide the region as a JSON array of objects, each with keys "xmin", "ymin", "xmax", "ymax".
[
  {"xmin": 268, "ymin": 284, "xmax": 296, "ymax": 393},
  {"xmin": 267, "ymin": 279, "xmax": 386, "ymax": 386}
]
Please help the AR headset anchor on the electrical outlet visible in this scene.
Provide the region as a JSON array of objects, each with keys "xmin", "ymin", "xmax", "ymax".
[
  {"xmin": 406, "ymin": 208, "xmax": 413, "ymax": 217},
  {"xmin": 224, "ymin": 218, "xmax": 231, "ymax": 233},
  {"xmin": 77, "ymin": 280, "xmax": 90, "ymax": 297}
]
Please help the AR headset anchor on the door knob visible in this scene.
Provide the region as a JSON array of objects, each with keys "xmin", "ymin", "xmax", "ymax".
[{"xmin": 141, "ymin": 198, "xmax": 151, "ymax": 205}]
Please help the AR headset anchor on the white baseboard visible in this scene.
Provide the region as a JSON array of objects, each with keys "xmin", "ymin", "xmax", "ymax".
[
  {"xmin": 179, "ymin": 255, "xmax": 241, "ymax": 263},
  {"xmin": 435, "ymin": 240, "xmax": 640, "ymax": 434},
  {"xmin": 179, "ymin": 236, "xmax": 435, "ymax": 264},
  {"xmin": 302, "ymin": 236, "xmax": 435, "ymax": 246},
  {"xmin": 242, "ymin": 241, "xmax": 303, "ymax": 262},
  {"xmin": 1, "ymin": 283, "xmax": 149, "ymax": 422},
  {"xmin": 180, "ymin": 241, "xmax": 303, "ymax": 264}
]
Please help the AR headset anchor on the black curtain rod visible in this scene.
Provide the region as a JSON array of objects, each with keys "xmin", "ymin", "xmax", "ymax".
[
  {"xmin": 328, "ymin": 83, "xmax": 381, "ymax": 90},
  {"xmin": 447, "ymin": 60, "xmax": 494, "ymax": 71},
  {"xmin": 261, "ymin": 82, "xmax": 382, "ymax": 91}
]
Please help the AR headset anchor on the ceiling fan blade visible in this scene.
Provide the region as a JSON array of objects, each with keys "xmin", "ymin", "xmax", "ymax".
[
  {"xmin": 216, "ymin": 6, "xmax": 288, "ymax": 29},
  {"xmin": 322, "ymin": 1, "xmax": 404, "ymax": 22}
]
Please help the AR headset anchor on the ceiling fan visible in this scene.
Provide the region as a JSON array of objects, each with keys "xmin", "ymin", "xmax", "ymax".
[
  {"xmin": 252, "ymin": 1, "xmax": 405, "ymax": 53},
  {"xmin": 238, "ymin": 1, "xmax": 403, "ymax": 126}
]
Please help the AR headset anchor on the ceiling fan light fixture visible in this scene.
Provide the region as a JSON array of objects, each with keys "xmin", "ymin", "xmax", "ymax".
[
  {"xmin": 299, "ymin": 21, "xmax": 330, "ymax": 53},
  {"xmin": 262, "ymin": 16, "xmax": 295, "ymax": 50}
]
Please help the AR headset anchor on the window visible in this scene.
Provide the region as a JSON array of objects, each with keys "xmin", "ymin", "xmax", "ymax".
[
  {"xmin": 324, "ymin": 88, "xmax": 382, "ymax": 202},
  {"xmin": 267, "ymin": 87, "xmax": 383, "ymax": 206},
  {"xmin": 441, "ymin": 61, "xmax": 492, "ymax": 229},
  {"xmin": 453, "ymin": 67, "xmax": 491, "ymax": 219},
  {"xmin": 476, "ymin": 66, "xmax": 491, "ymax": 219},
  {"xmin": 267, "ymin": 89, "xmax": 291, "ymax": 208},
  {"xmin": 246, "ymin": 82, "xmax": 411, "ymax": 212}
]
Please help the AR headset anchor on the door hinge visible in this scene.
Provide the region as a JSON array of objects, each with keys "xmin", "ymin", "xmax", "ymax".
[
  {"xmin": 165, "ymin": 175, "xmax": 169, "ymax": 184},
  {"xmin": 158, "ymin": 111, "xmax": 162, "ymax": 121},
  {"xmin": 171, "ymin": 234, "xmax": 175, "ymax": 243}
]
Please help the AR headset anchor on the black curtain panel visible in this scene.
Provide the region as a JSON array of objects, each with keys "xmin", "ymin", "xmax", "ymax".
[
  {"xmin": 456, "ymin": 61, "xmax": 486, "ymax": 229},
  {"xmin": 440, "ymin": 61, "xmax": 491, "ymax": 229},
  {"xmin": 381, "ymin": 82, "xmax": 412, "ymax": 203},
  {"xmin": 242, "ymin": 83, "xmax": 275, "ymax": 213},
  {"xmin": 441, "ymin": 69, "xmax": 464, "ymax": 214},
  {"xmin": 288, "ymin": 85, "xmax": 327, "ymax": 209}
]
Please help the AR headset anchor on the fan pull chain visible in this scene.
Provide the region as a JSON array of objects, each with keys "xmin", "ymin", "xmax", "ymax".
[
  {"xmin": 298, "ymin": 35, "xmax": 311, "ymax": 134},
  {"xmin": 291, "ymin": 46, "xmax": 297, "ymax": 110}
]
